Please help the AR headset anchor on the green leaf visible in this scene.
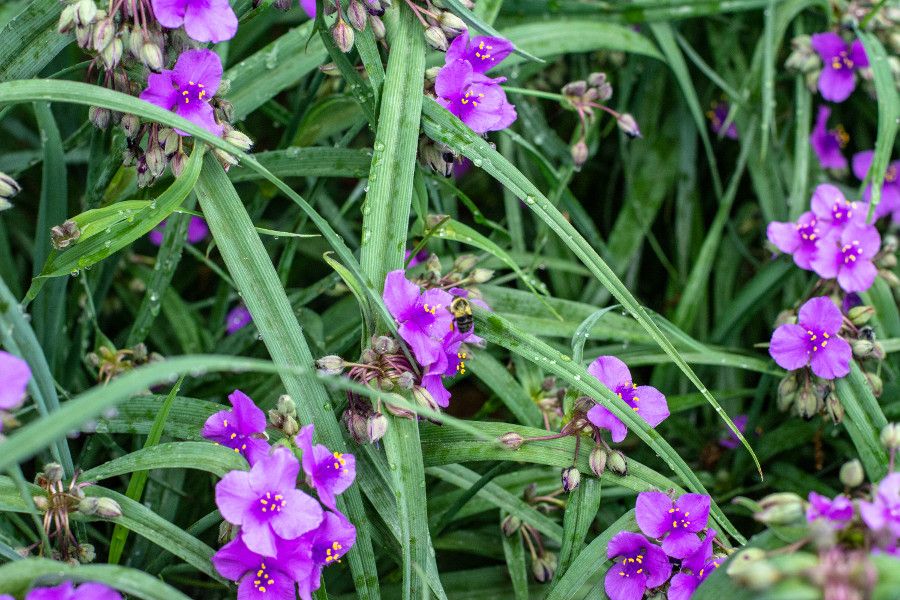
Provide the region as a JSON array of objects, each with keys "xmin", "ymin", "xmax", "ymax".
[
  {"xmin": 466, "ymin": 351, "xmax": 544, "ymax": 428},
  {"xmin": 0, "ymin": 0, "xmax": 69, "ymax": 81},
  {"xmin": 499, "ymin": 525, "xmax": 529, "ymax": 600},
  {"xmin": 229, "ymin": 147, "xmax": 372, "ymax": 182},
  {"xmin": 80, "ymin": 442, "xmax": 247, "ymax": 482},
  {"xmin": 554, "ymin": 477, "xmax": 602, "ymax": 582},
  {"xmin": 834, "ymin": 362, "xmax": 889, "ymax": 481}
]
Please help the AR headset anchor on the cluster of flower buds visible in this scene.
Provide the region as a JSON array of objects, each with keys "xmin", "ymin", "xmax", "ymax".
[
  {"xmin": 86, "ymin": 342, "xmax": 162, "ymax": 383},
  {"xmin": 560, "ymin": 73, "xmax": 638, "ymax": 167},
  {"xmin": 408, "ymin": 241, "xmax": 494, "ymax": 296},
  {"xmin": 317, "ymin": 0, "xmax": 391, "ymax": 52},
  {"xmin": 398, "ymin": 0, "xmax": 467, "ymax": 52},
  {"xmin": 785, "ymin": 35, "xmax": 823, "ymax": 93},
  {"xmin": 50, "ymin": 220, "xmax": 82, "ymax": 250},
  {"xmin": 268, "ymin": 394, "xmax": 301, "ymax": 438},
  {"xmin": 0, "ymin": 171, "xmax": 22, "ymax": 211},
  {"xmin": 500, "ymin": 488, "xmax": 560, "ymax": 583},
  {"xmin": 28, "ymin": 463, "xmax": 121, "ymax": 563},
  {"xmin": 843, "ymin": 1, "xmax": 900, "ymax": 56}
]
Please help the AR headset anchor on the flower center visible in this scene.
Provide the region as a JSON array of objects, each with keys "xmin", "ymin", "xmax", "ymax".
[
  {"xmin": 886, "ymin": 165, "xmax": 897, "ymax": 183},
  {"xmin": 841, "ymin": 240, "xmax": 863, "ymax": 265},
  {"xmin": 331, "ymin": 451, "xmax": 349, "ymax": 475},
  {"xmin": 258, "ymin": 491, "xmax": 286, "ymax": 514},
  {"xmin": 796, "ymin": 219, "xmax": 820, "ymax": 243},
  {"xmin": 422, "ymin": 303, "xmax": 439, "ymax": 315},
  {"xmin": 221, "ymin": 419, "xmax": 249, "ymax": 454},
  {"xmin": 806, "ymin": 327, "xmax": 831, "ymax": 353},
  {"xmin": 831, "ymin": 124, "xmax": 849, "ymax": 148},
  {"xmin": 617, "ymin": 551, "xmax": 645, "ymax": 578},
  {"xmin": 616, "ymin": 382, "xmax": 640, "ymax": 412},
  {"xmin": 253, "ymin": 562, "xmax": 275, "ymax": 594},
  {"xmin": 831, "ymin": 51, "xmax": 854, "ymax": 70},
  {"xmin": 456, "ymin": 350, "xmax": 468, "ymax": 375},
  {"xmin": 460, "ymin": 88, "xmax": 485, "ymax": 107},
  {"xmin": 830, "ymin": 200, "xmax": 855, "ymax": 224},
  {"xmin": 180, "ymin": 80, "xmax": 208, "ymax": 105},
  {"xmin": 325, "ymin": 540, "xmax": 344, "ymax": 563},
  {"xmin": 668, "ymin": 506, "xmax": 692, "ymax": 528},
  {"xmin": 473, "ymin": 40, "xmax": 495, "ymax": 63}
]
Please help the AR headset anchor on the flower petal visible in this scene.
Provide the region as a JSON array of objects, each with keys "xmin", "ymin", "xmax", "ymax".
[
  {"xmin": 229, "ymin": 390, "xmax": 267, "ymax": 434},
  {"xmin": 766, "ymin": 221, "xmax": 800, "ymax": 255},
  {"xmin": 667, "ymin": 573, "xmax": 700, "ymax": 600},
  {"xmin": 237, "ymin": 570, "xmax": 294, "ymax": 600},
  {"xmin": 818, "ymin": 65, "xmax": 856, "ymax": 103},
  {"xmin": 150, "ymin": 0, "xmax": 186, "ymax": 28},
  {"xmin": 850, "ymin": 40, "xmax": 869, "ymax": 68},
  {"xmin": 635, "ymin": 491, "xmax": 673, "ymax": 539},
  {"xmin": 810, "ymin": 32, "xmax": 846, "ymax": 60},
  {"xmin": 175, "ymin": 101, "xmax": 222, "ymax": 136},
  {"xmin": 183, "ymin": 0, "xmax": 238, "ymax": 43},
  {"xmin": 586, "ymin": 404, "xmax": 628, "ymax": 443},
  {"xmin": 632, "ymin": 385, "xmax": 669, "ymax": 428},
  {"xmin": 852, "ymin": 150, "xmax": 874, "ymax": 181},
  {"xmin": 215, "ymin": 470, "xmax": 256, "ymax": 525},
  {"xmin": 383, "ymin": 270, "xmax": 421, "ymax": 322},
  {"xmin": 662, "ymin": 529, "xmax": 703, "ymax": 559},
  {"xmin": 769, "ymin": 323, "xmax": 810, "ymax": 371},
  {"xmin": 73, "ymin": 583, "xmax": 122, "ymax": 600},
  {"xmin": 606, "ymin": 531, "xmax": 649, "ymax": 559},
  {"xmin": 809, "ymin": 335, "xmax": 851, "ymax": 379},
  {"xmin": 643, "ymin": 542, "xmax": 674, "ymax": 587},
  {"xmin": 139, "ymin": 71, "xmax": 179, "ymax": 111},
  {"xmin": 587, "ymin": 355, "xmax": 632, "ymax": 390},
  {"xmin": 798, "ymin": 296, "xmax": 843, "ymax": 333},
  {"xmin": 270, "ymin": 488, "xmax": 324, "ymax": 540},
  {"xmin": 837, "ymin": 259, "xmax": 877, "ymax": 293},
  {"xmin": 172, "ymin": 48, "xmax": 223, "ymax": 93},
  {"xmin": 211, "ymin": 537, "xmax": 257, "ymax": 581},
  {"xmin": 675, "ymin": 493, "xmax": 711, "ymax": 531},
  {"xmin": 0, "ymin": 351, "xmax": 30, "ymax": 410},
  {"xmin": 604, "ymin": 566, "xmax": 646, "ymax": 600}
]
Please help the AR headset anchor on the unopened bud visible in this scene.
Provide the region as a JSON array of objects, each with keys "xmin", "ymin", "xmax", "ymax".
[
  {"xmin": 369, "ymin": 15, "xmax": 386, "ymax": 40},
  {"xmin": 587, "ymin": 72, "xmax": 607, "ymax": 87},
  {"xmin": 79, "ymin": 496, "xmax": 122, "ymax": 518},
  {"xmin": 121, "ymin": 113, "xmax": 140, "ymax": 139},
  {"xmin": 145, "ymin": 145, "xmax": 167, "ymax": 178},
  {"xmin": 43, "ymin": 463, "xmax": 64, "ymax": 484},
  {"xmin": 282, "ymin": 415, "xmax": 299, "ymax": 437},
  {"xmin": 396, "ymin": 371, "xmax": 415, "ymax": 390},
  {"xmin": 373, "ymin": 335, "xmax": 397, "ymax": 355},
  {"xmin": 277, "ymin": 394, "xmax": 297, "ymax": 418},
  {"xmin": 343, "ymin": 410, "xmax": 368, "ymax": 443},
  {"xmin": 562, "ymin": 80, "xmax": 588, "ymax": 98},
  {"xmin": 795, "ymin": 387, "xmax": 820, "ymax": 420},
  {"xmin": 532, "ymin": 552, "xmax": 557, "ymax": 582},
  {"xmin": 92, "ymin": 18, "xmax": 114, "ymax": 50},
  {"xmin": 880, "ymin": 423, "xmax": 900, "ymax": 450},
  {"xmin": 101, "ymin": 37, "xmax": 123, "ymax": 69},
  {"xmin": 453, "ymin": 254, "xmax": 478, "ymax": 273},
  {"xmin": 471, "ymin": 268, "xmax": 494, "ymax": 283},
  {"xmin": 852, "ymin": 338, "xmax": 876, "ymax": 358},
  {"xmin": 332, "ymin": 19, "xmax": 355, "ymax": 53},
  {"xmin": 89, "ymin": 105, "xmax": 110, "ymax": 129},
  {"xmin": 141, "ymin": 42, "xmax": 164, "ymax": 72},
  {"xmin": 883, "ymin": 234, "xmax": 899, "ymax": 254},
  {"xmin": 755, "ymin": 492, "xmax": 804, "ymax": 525},
  {"xmin": 839, "ymin": 459, "xmax": 865, "ymax": 488},
  {"xmin": 571, "ymin": 140, "xmax": 588, "ymax": 167},
  {"xmin": 218, "ymin": 520, "xmax": 237, "ymax": 544},
  {"xmin": 424, "ymin": 26, "xmax": 449, "ymax": 51},
  {"xmin": 726, "ymin": 548, "xmax": 770, "ymax": 584},
  {"xmin": 319, "ymin": 62, "xmax": 341, "ymax": 76},
  {"xmin": 316, "ymin": 355, "xmax": 344, "ymax": 375},
  {"xmin": 878, "ymin": 253, "xmax": 897, "ymax": 269},
  {"xmin": 425, "ymin": 66, "xmax": 442, "ymax": 82},
  {"xmin": 825, "ymin": 391, "xmax": 844, "ymax": 424},
  {"xmin": 215, "ymin": 98, "xmax": 234, "ymax": 123},
  {"xmin": 413, "ymin": 385, "xmax": 439, "ymax": 412},
  {"xmin": 733, "ymin": 560, "xmax": 780, "ymax": 590},
  {"xmin": 499, "ymin": 431, "xmax": 524, "ymax": 450},
  {"xmin": 58, "ymin": 4, "xmax": 78, "ymax": 33},
  {"xmin": 367, "ymin": 412, "xmax": 388, "ymax": 443},
  {"xmin": 50, "ymin": 220, "xmax": 82, "ymax": 250},
  {"xmin": 848, "ymin": 305, "xmax": 875, "ymax": 326},
  {"xmin": 75, "ymin": 0, "xmax": 98, "ymax": 25},
  {"xmin": 439, "ymin": 12, "xmax": 466, "ymax": 37},
  {"xmin": 606, "ymin": 449, "xmax": 627, "ymax": 475},
  {"xmin": 75, "ymin": 25, "xmax": 92, "ymax": 50},
  {"xmin": 222, "ymin": 128, "xmax": 253, "ymax": 153},
  {"xmin": 589, "ymin": 446, "xmax": 607, "ymax": 477},
  {"xmin": 213, "ymin": 148, "xmax": 240, "ymax": 171},
  {"xmin": 268, "ymin": 409, "xmax": 285, "ymax": 429},
  {"xmin": 33, "ymin": 496, "xmax": 50, "ymax": 511},
  {"xmin": 77, "ymin": 543, "xmax": 96, "ymax": 563},
  {"xmin": 880, "ymin": 269, "xmax": 900, "ymax": 288},
  {"xmin": 501, "ymin": 513, "xmax": 521, "ymax": 536},
  {"xmin": 419, "ymin": 138, "xmax": 453, "ymax": 177},
  {"xmin": 616, "ymin": 113, "xmax": 641, "ymax": 138},
  {"xmin": 169, "ymin": 152, "xmax": 187, "ymax": 177},
  {"xmin": 347, "ymin": 0, "xmax": 368, "ymax": 31}
]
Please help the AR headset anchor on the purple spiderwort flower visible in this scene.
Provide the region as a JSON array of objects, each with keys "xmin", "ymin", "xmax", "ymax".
[
  {"xmin": 216, "ymin": 446, "xmax": 324, "ymax": 557},
  {"xmin": 23, "ymin": 582, "xmax": 122, "ymax": 600},
  {"xmin": 707, "ymin": 102, "xmax": 738, "ymax": 140},
  {"xmin": 860, "ymin": 472, "xmax": 900, "ymax": 537},
  {"xmin": 149, "ymin": 216, "xmax": 209, "ymax": 246},
  {"xmin": 766, "ymin": 211, "xmax": 826, "ymax": 271},
  {"xmin": 294, "ymin": 424, "xmax": 356, "ymax": 510},
  {"xmin": 635, "ymin": 491, "xmax": 711, "ymax": 559},
  {"xmin": 585, "ymin": 356, "xmax": 669, "ymax": 443},
  {"xmin": 853, "ymin": 150, "xmax": 900, "ymax": 222},
  {"xmin": 151, "ymin": 0, "xmax": 237, "ymax": 43},
  {"xmin": 604, "ymin": 531, "xmax": 672, "ymax": 600},
  {"xmin": 418, "ymin": 328, "xmax": 477, "ymax": 408},
  {"xmin": 404, "ymin": 249, "xmax": 429, "ymax": 268},
  {"xmin": 769, "ymin": 296, "xmax": 851, "ymax": 380},
  {"xmin": 297, "ymin": 511, "xmax": 358, "ymax": 600},
  {"xmin": 668, "ymin": 530, "xmax": 722, "ymax": 600},
  {"xmin": 810, "ymin": 222, "xmax": 881, "ymax": 293},
  {"xmin": 202, "ymin": 390, "xmax": 271, "ymax": 465},
  {"xmin": 810, "ymin": 33, "xmax": 868, "ymax": 103},
  {"xmin": 435, "ymin": 60, "xmax": 517, "ymax": 134},
  {"xmin": 0, "ymin": 350, "xmax": 30, "ymax": 411},
  {"xmin": 383, "ymin": 270, "xmax": 454, "ymax": 367},
  {"xmin": 212, "ymin": 533, "xmax": 314, "ymax": 600},
  {"xmin": 445, "ymin": 30, "xmax": 514, "ymax": 74},
  {"xmin": 810, "ymin": 184, "xmax": 863, "ymax": 236},
  {"xmin": 810, "ymin": 105, "xmax": 849, "ymax": 170},
  {"xmin": 807, "ymin": 492, "xmax": 854, "ymax": 528},
  {"xmin": 140, "ymin": 49, "xmax": 223, "ymax": 137},
  {"xmin": 719, "ymin": 414, "xmax": 748, "ymax": 449},
  {"xmin": 226, "ymin": 305, "xmax": 253, "ymax": 335}
]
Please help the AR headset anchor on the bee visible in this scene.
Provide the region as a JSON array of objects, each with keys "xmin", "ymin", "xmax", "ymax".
[{"xmin": 449, "ymin": 296, "xmax": 474, "ymax": 334}]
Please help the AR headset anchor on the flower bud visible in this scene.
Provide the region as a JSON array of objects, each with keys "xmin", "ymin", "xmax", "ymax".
[
  {"xmin": 367, "ymin": 412, "xmax": 388, "ymax": 443},
  {"xmin": 75, "ymin": 24, "xmax": 92, "ymax": 50},
  {"xmin": 606, "ymin": 449, "xmax": 627, "ymax": 475},
  {"xmin": 499, "ymin": 431, "xmax": 524, "ymax": 450},
  {"xmin": 413, "ymin": 385, "xmax": 439, "ymax": 412},
  {"xmin": 282, "ymin": 415, "xmax": 299, "ymax": 437},
  {"xmin": 343, "ymin": 409, "xmax": 369, "ymax": 443},
  {"xmin": 75, "ymin": 0, "xmax": 98, "ymax": 25},
  {"xmin": 425, "ymin": 66, "xmax": 442, "ymax": 82},
  {"xmin": 79, "ymin": 496, "xmax": 122, "ymax": 518},
  {"xmin": 120, "ymin": 113, "xmax": 140, "ymax": 139},
  {"xmin": 58, "ymin": 4, "xmax": 78, "ymax": 33},
  {"xmin": 852, "ymin": 338, "xmax": 876, "ymax": 358},
  {"xmin": 424, "ymin": 26, "xmax": 449, "ymax": 51},
  {"xmin": 439, "ymin": 12, "xmax": 466, "ymax": 38},
  {"xmin": 880, "ymin": 422, "xmax": 900, "ymax": 450},
  {"xmin": 589, "ymin": 446, "xmax": 607, "ymax": 477},
  {"xmin": 501, "ymin": 513, "xmax": 521, "ymax": 536},
  {"xmin": 419, "ymin": 138, "xmax": 453, "ymax": 177},
  {"xmin": 562, "ymin": 80, "xmax": 588, "ymax": 98},
  {"xmin": 89, "ymin": 105, "xmax": 110, "ymax": 129},
  {"xmin": 571, "ymin": 140, "xmax": 588, "ymax": 167},
  {"xmin": 795, "ymin": 386, "xmax": 820, "ymax": 420},
  {"xmin": 276, "ymin": 394, "xmax": 296, "ymax": 419},
  {"xmin": 347, "ymin": 0, "xmax": 368, "ymax": 31},
  {"xmin": 839, "ymin": 459, "xmax": 865, "ymax": 488},
  {"xmin": 101, "ymin": 37, "xmax": 124, "ymax": 69},
  {"xmin": 373, "ymin": 335, "xmax": 398, "ymax": 354},
  {"xmin": 33, "ymin": 495, "xmax": 50, "ymax": 511},
  {"xmin": 726, "ymin": 547, "xmax": 770, "ymax": 575},
  {"xmin": 145, "ymin": 144, "xmax": 167, "ymax": 179},
  {"xmin": 616, "ymin": 113, "xmax": 641, "ymax": 138},
  {"xmin": 225, "ymin": 128, "xmax": 254, "ymax": 152},
  {"xmin": 91, "ymin": 18, "xmax": 114, "ymax": 50},
  {"xmin": 877, "ymin": 253, "xmax": 897, "ymax": 269},
  {"xmin": 51, "ymin": 220, "xmax": 82, "ymax": 250},
  {"xmin": 332, "ymin": 19, "xmax": 355, "ymax": 53},
  {"xmin": 269, "ymin": 409, "xmax": 285, "ymax": 429},
  {"xmin": 825, "ymin": 391, "xmax": 844, "ymax": 424},
  {"xmin": 453, "ymin": 254, "xmax": 478, "ymax": 273},
  {"xmin": 531, "ymin": 552, "xmax": 557, "ymax": 582},
  {"xmin": 755, "ymin": 492, "xmax": 804, "ymax": 525},
  {"xmin": 213, "ymin": 147, "xmax": 240, "ymax": 171},
  {"xmin": 218, "ymin": 520, "xmax": 237, "ymax": 544},
  {"xmin": 215, "ymin": 98, "xmax": 234, "ymax": 123},
  {"xmin": 319, "ymin": 62, "xmax": 342, "ymax": 77},
  {"xmin": 77, "ymin": 543, "xmax": 96, "ymax": 563},
  {"xmin": 396, "ymin": 371, "xmax": 415, "ymax": 390},
  {"xmin": 879, "ymin": 269, "xmax": 900, "ymax": 288},
  {"xmin": 316, "ymin": 355, "xmax": 345, "ymax": 375},
  {"xmin": 369, "ymin": 15, "xmax": 386, "ymax": 41},
  {"xmin": 169, "ymin": 152, "xmax": 187, "ymax": 177},
  {"xmin": 384, "ymin": 399, "xmax": 416, "ymax": 419},
  {"xmin": 848, "ymin": 305, "xmax": 875, "ymax": 325},
  {"xmin": 141, "ymin": 42, "xmax": 164, "ymax": 72},
  {"xmin": 0, "ymin": 172, "xmax": 22, "ymax": 207},
  {"xmin": 43, "ymin": 463, "xmax": 64, "ymax": 484},
  {"xmin": 471, "ymin": 268, "xmax": 494, "ymax": 283},
  {"xmin": 587, "ymin": 72, "xmax": 607, "ymax": 87}
]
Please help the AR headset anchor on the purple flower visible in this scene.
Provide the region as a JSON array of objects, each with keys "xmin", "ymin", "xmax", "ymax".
[
  {"xmin": 766, "ymin": 211, "xmax": 826, "ymax": 271},
  {"xmin": 151, "ymin": 0, "xmax": 237, "ymax": 43},
  {"xmin": 216, "ymin": 446, "xmax": 324, "ymax": 557},
  {"xmin": 810, "ymin": 105, "xmax": 849, "ymax": 170},
  {"xmin": 226, "ymin": 305, "xmax": 253, "ymax": 335},
  {"xmin": 212, "ymin": 533, "xmax": 314, "ymax": 600},
  {"xmin": 810, "ymin": 184, "xmax": 863, "ymax": 235},
  {"xmin": 806, "ymin": 492, "xmax": 854, "ymax": 528},
  {"xmin": 769, "ymin": 297, "xmax": 851, "ymax": 380},
  {"xmin": 810, "ymin": 222, "xmax": 881, "ymax": 293},
  {"xmin": 604, "ymin": 531, "xmax": 672, "ymax": 600},
  {"xmin": 0, "ymin": 350, "xmax": 30, "ymax": 411},
  {"xmin": 300, "ymin": 0, "xmax": 316, "ymax": 17},
  {"xmin": 843, "ymin": 292, "xmax": 863, "ymax": 314},
  {"xmin": 707, "ymin": 102, "xmax": 738, "ymax": 140},
  {"xmin": 435, "ymin": 59, "xmax": 517, "ymax": 134},
  {"xmin": 405, "ymin": 249, "xmax": 429, "ymax": 268},
  {"xmin": 139, "ymin": 49, "xmax": 223, "ymax": 137},
  {"xmin": 668, "ymin": 530, "xmax": 722, "ymax": 600},
  {"xmin": 149, "ymin": 216, "xmax": 209, "ymax": 246},
  {"xmin": 202, "ymin": 390, "xmax": 271, "ymax": 465},
  {"xmin": 294, "ymin": 424, "xmax": 356, "ymax": 510},
  {"xmin": 811, "ymin": 33, "xmax": 868, "ymax": 103},
  {"xmin": 853, "ymin": 150, "xmax": 900, "ymax": 222},
  {"xmin": 635, "ymin": 491, "xmax": 711, "ymax": 559},
  {"xmin": 383, "ymin": 270, "xmax": 454, "ymax": 367},
  {"xmin": 445, "ymin": 30, "xmax": 514, "ymax": 74},
  {"xmin": 585, "ymin": 356, "xmax": 669, "ymax": 443},
  {"xmin": 24, "ymin": 582, "xmax": 122, "ymax": 600},
  {"xmin": 860, "ymin": 473, "xmax": 900, "ymax": 537},
  {"xmin": 719, "ymin": 414, "xmax": 748, "ymax": 449},
  {"xmin": 297, "ymin": 511, "xmax": 357, "ymax": 599}
]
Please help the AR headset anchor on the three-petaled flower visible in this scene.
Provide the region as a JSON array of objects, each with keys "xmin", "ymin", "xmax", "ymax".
[
  {"xmin": 383, "ymin": 270, "xmax": 454, "ymax": 367},
  {"xmin": 212, "ymin": 533, "xmax": 316, "ymax": 600},
  {"xmin": 435, "ymin": 60, "xmax": 517, "ymax": 135},
  {"xmin": 810, "ymin": 222, "xmax": 881, "ymax": 293},
  {"xmin": 297, "ymin": 511, "xmax": 358, "ymax": 599},
  {"xmin": 667, "ymin": 529, "xmax": 722, "ymax": 600},
  {"xmin": 7, "ymin": 581, "xmax": 122, "ymax": 600},
  {"xmin": 294, "ymin": 425, "xmax": 357, "ymax": 510},
  {"xmin": 766, "ymin": 211, "xmax": 826, "ymax": 271},
  {"xmin": 810, "ymin": 33, "xmax": 868, "ymax": 103},
  {"xmin": 202, "ymin": 390, "xmax": 271, "ymax": 465},
  {"xmin": 635, "ymin": 491, "xmax": 712, "ymax": 559},
  {"xmin": 445, "ymin": 31, "xmax": 514, "ymax": 74},
  {"xmin": 140, "ymin": 49, "xmax": 224, "ymax": 136},
  {"xmin": 860, "ymin": 472, "xmax": 900, "ymax": 538},
  {"xmin": 769, "ymin": 296, "xmax": 852, "ymax": 380},
  {"xmin": 604, "ymin": 531, "xmax": 672, "ymax": 600}
]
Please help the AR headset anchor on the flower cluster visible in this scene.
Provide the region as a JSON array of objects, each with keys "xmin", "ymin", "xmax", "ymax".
[
  {"xmin": 0, "ymin": 581, "xmax": 122, "ymax": 600},
  {"xmin": 560, "ymin": 74, "xmax": 640, "ymax": 167},
  {"xmin": 605, "ymin": 491, "xmax": 719, "ymax": 600},
  {"xmin": 206, "ymin": 390, "xmax": 358, "ymax": 600},
  {"xmin": 769, "ymin": 296, "xmax": 853, "ymax": 380},
  {"xmin": 433, "ymin": 31, "xmax": 517, "ymax": 134}
]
